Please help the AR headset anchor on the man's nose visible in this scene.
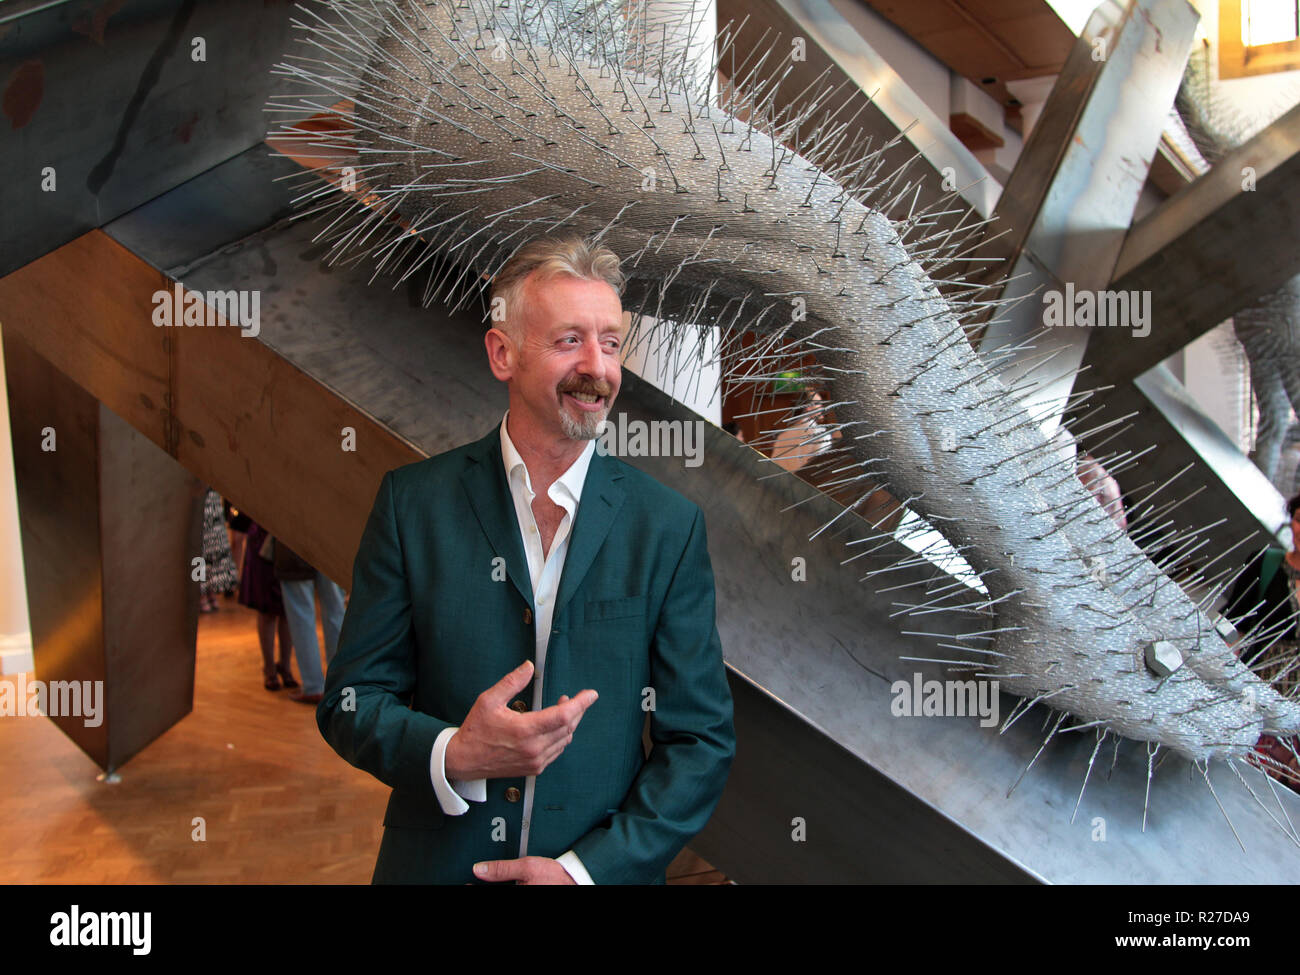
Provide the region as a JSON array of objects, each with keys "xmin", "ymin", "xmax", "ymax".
[{"xmin": 577, "ymin": 335, "xmax": 607, "ymax": 378}]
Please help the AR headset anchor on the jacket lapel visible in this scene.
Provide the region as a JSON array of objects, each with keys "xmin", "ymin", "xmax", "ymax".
[
  {"xmin": 460, "ymin": 426, "xmax": 535, "ymax": 611},
  {"xmin": 554, "ymin": 448, "xmax": 626, "ymax": 619}
]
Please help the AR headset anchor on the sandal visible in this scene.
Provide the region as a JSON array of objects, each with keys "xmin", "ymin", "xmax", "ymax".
[
  {"xmin": 264, "ymin": 673, "xmax": 281, "ymax": 692},
  {"xmin": 276, "ymin": 664, "xmax": 299, "ymax": 690}
]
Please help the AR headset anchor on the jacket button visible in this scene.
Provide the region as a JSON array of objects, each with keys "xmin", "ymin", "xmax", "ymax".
[
  {"xmin": 505, "ymin": 787, "xmax": 521, "ymax": 802},
  {"xmin": 509, "ymin": 699, "xmax": 529, "ymax": 713},
  {"xmin": 523, "ymin": 608, "xmax": 533, "ymax": 625}
]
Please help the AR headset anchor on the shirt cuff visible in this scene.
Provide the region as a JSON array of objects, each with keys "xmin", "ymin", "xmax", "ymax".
[
  {"xmin": 430, "ymin": 727, "xmax": 486, "ymax": 815},
  {"xmin": 556, "ymin": 850, "xmax": 595, "ymax": 885}
]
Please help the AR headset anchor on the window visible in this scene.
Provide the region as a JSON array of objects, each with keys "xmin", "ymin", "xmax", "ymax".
[{"xmin": 1220, "ymin": 0, "xmax": 1300, "ymax": 78}]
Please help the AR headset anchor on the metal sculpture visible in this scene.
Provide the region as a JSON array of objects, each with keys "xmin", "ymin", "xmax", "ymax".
[{"xmin": 266, "ymin": 0, "xmax": 1300, "ymax": 837}]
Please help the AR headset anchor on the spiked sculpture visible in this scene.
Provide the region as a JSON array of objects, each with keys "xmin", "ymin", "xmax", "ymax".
[{"xmin": 267, "ymin": 0, "xmax": 1300, "ymax": 835}]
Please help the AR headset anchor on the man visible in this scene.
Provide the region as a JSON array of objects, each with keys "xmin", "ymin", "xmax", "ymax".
[
  {"xmin": 317, "ymin": 236, "xmax": 735, "ymax": 884},
  {"xmin": 271, "ymin": 539, "xmax": 346, "ymax": 705}
]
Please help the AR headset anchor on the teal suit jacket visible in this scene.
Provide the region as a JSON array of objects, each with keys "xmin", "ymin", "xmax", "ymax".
[{"xmin": 317, "ymin": 425, "xmax": 735, "ymax": 884}]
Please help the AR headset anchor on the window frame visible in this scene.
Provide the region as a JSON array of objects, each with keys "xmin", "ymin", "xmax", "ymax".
[{"xmin": 1219, "ymin": 0, "xmax": 1300, "ymax": 79}]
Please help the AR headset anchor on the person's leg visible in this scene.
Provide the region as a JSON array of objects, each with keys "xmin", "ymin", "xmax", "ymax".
[
  {"xmin": 229, "ymin": 529, "xmax": 245, "ymax": 578},
  {"xmin": 257, "ymin": 612, "xmax": 279, "ymax": 689},
  {"xmin": 275, "ymin": 613, "xmax": 298, "ymax": 687},
  {"xmin": 281, "ymin": 578, "xmax": 324, "ymax": 696},
  {"xmin": 316, "ymin": 572, "xmax": 347, "ymax": 664}
]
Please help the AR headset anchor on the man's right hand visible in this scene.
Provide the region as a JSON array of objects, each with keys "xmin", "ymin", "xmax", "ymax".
[{"xmin": 444, "ymin": 660, "xmax": 597, "ymax": 780}]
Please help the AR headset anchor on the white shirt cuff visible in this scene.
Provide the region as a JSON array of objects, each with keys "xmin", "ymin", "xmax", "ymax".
[
  {"xmin": 557, "ymin": 850, "xmax": 595, "ymax": 885},
  {"xmin": 430, "ymin": 727, "xmax": 486, "ymax": 815}
]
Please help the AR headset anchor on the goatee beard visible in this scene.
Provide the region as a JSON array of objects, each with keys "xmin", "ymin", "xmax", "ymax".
[
  {"xmin": 559, "ymin": 406, "xmax": 606, "ymax": 440},
  {"xmin": 557, "ymin": 378, "xmax": 613, "ymax": 440}
]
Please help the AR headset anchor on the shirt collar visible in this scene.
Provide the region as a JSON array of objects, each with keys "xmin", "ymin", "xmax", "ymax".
[{"xmin": 499, "ymin": 411, "xmax": 596, "ymax": 512}]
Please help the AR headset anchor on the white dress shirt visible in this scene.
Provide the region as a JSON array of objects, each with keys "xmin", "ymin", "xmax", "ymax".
[{"xmin": 427, "ymin": 412, "xmax": 597, "ymax": 884}]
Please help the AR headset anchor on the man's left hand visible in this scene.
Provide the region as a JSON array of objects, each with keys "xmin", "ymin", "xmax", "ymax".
[{"xmin": 473, "ymin": 856, "xmax": 576, "ymax": 884}]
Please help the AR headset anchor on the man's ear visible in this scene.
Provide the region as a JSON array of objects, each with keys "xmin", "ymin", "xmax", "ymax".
[{"xmin": 485, "ymin": 326, "xmax": 515, "ymax": 382}]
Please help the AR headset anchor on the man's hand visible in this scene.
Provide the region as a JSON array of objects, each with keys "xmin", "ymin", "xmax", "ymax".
[
  {"xmin": 473, "ymin": 856, "xmax": 576, "ymax": 884},
  {"xmin": 445, "ymin": 660, "xmax": 597, "ymax": 780}
]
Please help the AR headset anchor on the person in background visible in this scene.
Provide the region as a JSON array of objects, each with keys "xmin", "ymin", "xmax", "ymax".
[
  {"xmin": 1076, "ymin": 451, "xmax": 1128, "ymax": 531},
  {"xmin": 239, "ymin": 520, "xmax": 298, "ymax": 692},
  {"xmin": 200, "ymin": 489, "xmax": 240, "ymax": 613},
  {"xmin": 1224, "ymin": 492, "xmax": 1300, "ymax": 789},
  {"xmin": 770, "ymin": 390, "xmax": 832, "ymax": 474},
  {"xmin": 225, "ymin": 499, "xmax": 251, "ymax": 583},
  {"xmin": 272, "ymin": 538, "xmax": 346, "ymax": 706}
]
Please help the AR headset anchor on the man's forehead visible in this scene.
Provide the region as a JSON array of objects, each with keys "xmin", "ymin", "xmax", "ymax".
[
  {"xmin": 524, "ymin": 274, "xmax": 625, "ymax": 327},
  {"xmin": 526, "ymin": 271, "xmax": 619, "ymax": 301}
]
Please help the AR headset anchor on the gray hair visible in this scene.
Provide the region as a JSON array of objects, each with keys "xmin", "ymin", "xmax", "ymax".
[{"xmin": 488, "ymin": 236, "xmax": 624, "ymax": 342}]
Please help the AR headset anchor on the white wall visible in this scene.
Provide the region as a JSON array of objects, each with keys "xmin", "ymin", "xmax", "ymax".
[
  {"xmin": 621, "ymin": 321, "xmax": 723, "ymax": 424},
  {"xmin": 1181, "ymin": 321, "xmax": 1253, "ymax": 453}
]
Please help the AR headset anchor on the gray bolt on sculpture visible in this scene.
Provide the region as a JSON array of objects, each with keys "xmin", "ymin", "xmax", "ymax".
[{"xmin": 265, "ymin": 0, "xmax": 1300, "ymax": 844}]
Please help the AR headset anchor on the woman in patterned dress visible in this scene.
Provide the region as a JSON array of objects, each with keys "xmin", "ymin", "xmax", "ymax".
[{"xmin": 200, "ymin": 489, "xmax": 240, "ymax": 613}]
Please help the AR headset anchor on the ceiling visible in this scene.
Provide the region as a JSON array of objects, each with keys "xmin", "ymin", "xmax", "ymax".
[{"xmin": 858, "ymin": 0, "xmax": 1076, "ymax": 114}]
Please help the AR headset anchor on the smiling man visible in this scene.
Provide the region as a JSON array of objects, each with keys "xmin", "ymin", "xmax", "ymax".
[{"xmin": 318, "ymin": 235, "xmax": 736, "ymax": 884}]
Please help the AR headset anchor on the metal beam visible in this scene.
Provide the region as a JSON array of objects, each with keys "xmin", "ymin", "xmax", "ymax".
[
  {"xmin": 1083, "ymin": 101, "xmax": 1300, "ymax": 388},
  {"xmin": 973, "ymin": 0, "xmax": 1199, "ymax": 435},
  {"xmin": 1083, "ymin": 364, "xmax": 1287, "ymax": 575},
  {"xmin": 716, "ymin": 0, "xmax": 1001, "ymax": 219},
  {"xmin": 3, "ymin": 332, "xmax": 202, "ymax": 772},
  {"xmin": 0, "ymin": 226, "xmax": 419, "ymax": 591},
  {"xmin": 0, "ymin": 0, "xmax": 294, "ymax": 277}
]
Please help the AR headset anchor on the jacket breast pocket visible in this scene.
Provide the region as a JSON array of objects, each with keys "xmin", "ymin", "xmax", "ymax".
[{"xmin": 583, "ymin": 594, "xmax": 646, "ymax": 622}]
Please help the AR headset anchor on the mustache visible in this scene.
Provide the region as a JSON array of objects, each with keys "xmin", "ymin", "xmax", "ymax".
[{"xmin": 558, "ymin": 378, "xmax": 613, "ymax": 397}]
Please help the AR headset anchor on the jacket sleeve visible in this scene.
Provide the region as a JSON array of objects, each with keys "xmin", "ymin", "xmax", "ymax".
[
  {"xmin": 570, "ymin": 507, "xmax": 736, "ymax": 883},
  {"xmin": 317, "ymin": 470, "xmax": 451, "ymax": 802}
]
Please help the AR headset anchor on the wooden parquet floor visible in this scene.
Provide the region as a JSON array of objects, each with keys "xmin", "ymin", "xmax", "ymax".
[{"xmin": 0, "ymin": 597, "xmax": 726, "ymax": 884}]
